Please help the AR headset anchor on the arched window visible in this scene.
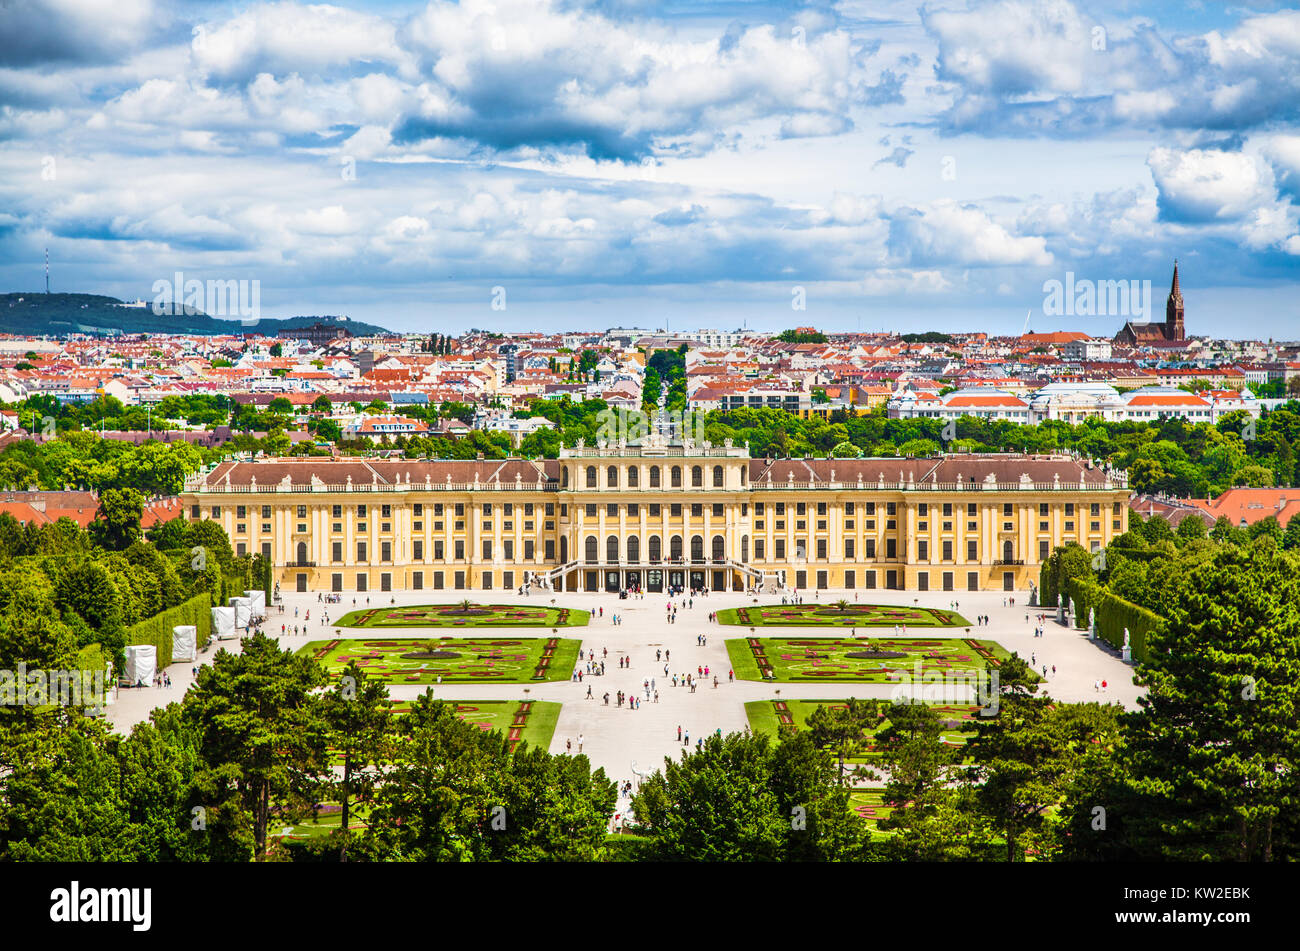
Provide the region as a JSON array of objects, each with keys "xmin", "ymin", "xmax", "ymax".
[
  {"xmin": 296, "ymin": 541, "xmax": 308, "ymax": 565},
  {"xmin": 671, "ymin": 466, "xmax": 682, "ymax": 487},
  {"xmin": 628, "ymin": 466, "xmax": 639, "ymax": 487},
  {"xmin": 712, "ymin": 535, "xmax": 725, "ymax": 562},
  {"xmin": 691, "ymin": 535, "xmax": 704, "ymax": 562},
  {"xmin": 607, "ymin": 465, "xmax": 618, "ymax": 488},
  {"xmin": 649, "ymin": 466, "xmax": 660, "ymax": 487},
  {"xmin": 712, "ymin": 465, "xmax": 723, "ymax": 487},
  {"xmin": 1003, "ymin": 540, "xmax": 1014, "ymax": 562},
  {"xmin": 561, "ymin": 467, "xmax": 569, "ymax": 487},
  {"xmin": 627, "ymin": 536, "xmax": 640, "ymax": 563},
  {"xmin": 648, "ymin": 535, "xmax": 661, "ymax": 562},
  {"xmin": 691, "ymin": 465, "xmax": 703, "ymax": 487},
  {"xmin": 586, "ymin": 466, "xmax": 597, "ymax": 488},
  {"xmin": 670, "ymin": 535, "xmax": 683, "ymax": 561},
  {"xmin": 741, "ymin": 535, "xmax": 749, "ymax": 563},
  {"xmin": 585, "ymin": 536, "xmax": 598, "ymax": 564},
  {"xmin": 560, "ymin": 536, "xmax": 568, "ymax": 563},
  {"xmin": 607, "ymin": 535, "xmax": 619, "ymax": 563}
]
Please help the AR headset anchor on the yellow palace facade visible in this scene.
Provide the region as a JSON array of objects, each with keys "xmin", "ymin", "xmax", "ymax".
[{"xmin": 181, "ymin": 441, "xmax": 1129, "ymax": 595}]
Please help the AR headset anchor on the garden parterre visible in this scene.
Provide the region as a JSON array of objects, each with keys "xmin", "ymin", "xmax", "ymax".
[
  {"xmin": 725, "ymin": 636, "xmax": 1012, "ymax": 682},
  {"xmin": 301, "ymin": 636, "xmax": 581, "ymax": 683}
]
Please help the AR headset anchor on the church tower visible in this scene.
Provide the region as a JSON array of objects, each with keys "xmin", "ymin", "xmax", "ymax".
[{"xmin": 1165, "ymin": 260, "xmax": 1185, "ymax": 340}]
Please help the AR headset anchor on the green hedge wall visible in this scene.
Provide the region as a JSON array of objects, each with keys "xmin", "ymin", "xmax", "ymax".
[
  {"xmin": 122, "ymin": 591, "xmax": 215, "ymax": 669},
  {"xmin": 1065, "ymin": 576, "xmax": 1161, "ymax": 665}
]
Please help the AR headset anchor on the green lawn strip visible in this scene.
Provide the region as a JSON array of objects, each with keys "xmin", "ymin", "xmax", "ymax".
[
  {"xmin": 743, "ymin": 700, "xmax": 784, "ymax": 738},
  {"xmin": 724, "ymin": 636, "xmax": 1011, "ymax": 683},
  {"xmin": 725, "ymin": 638, "xmax": 762, "ymax": 681},
  {"xmin": 545, "ymin": 637, "xmax": 581, "ymax": 683},
  {"xmin": 516, "ymin": 699, "xmax": 562, "ymax": 751},
  {"xmin": 717, "ymin": 604, "xmax": 971, "ymax": 628},
  {"xmin": 335, "ymin": 604, "xmax": 590, "ymax": 629},
  {"xmin": 301, "ymin": 636, "xmax": 583, "ymax": 684}
]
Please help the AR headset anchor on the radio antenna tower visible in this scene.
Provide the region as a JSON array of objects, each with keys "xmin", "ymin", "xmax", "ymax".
[{"xmin": 45, "ymin": 248, "xmax": 50, "ymax": 293}]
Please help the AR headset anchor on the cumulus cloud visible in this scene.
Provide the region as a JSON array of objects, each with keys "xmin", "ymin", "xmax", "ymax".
[
  {"xmin": 391, "ymin": 0, "xmax": 873, "ymax": 160},
  {"xmin": 0, "ymin": 0, "xmax": 160, "ymax": 67},
  {"xmin": 191, "ymin": 2, "xmax": 405, "ymax": 83},
  {"xmin": 924, "ymin": 0, "xmax": 1300, "ymax": 136},
  {"xmin": 1148, "ymin": 146, "xmax": 1300, "ymax": 253},
  {"xmin": 888, "ymin": 201, "xmax": 1054, "ymax": 267},
  {"xmin": 1148, "ymin": 147, "xmax": 1275, "ymax": 223}
]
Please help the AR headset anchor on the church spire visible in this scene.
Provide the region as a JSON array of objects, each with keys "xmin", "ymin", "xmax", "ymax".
[{"xmin": 1165, "ymin": 259, "xmax": 1185, "ymax": 340}]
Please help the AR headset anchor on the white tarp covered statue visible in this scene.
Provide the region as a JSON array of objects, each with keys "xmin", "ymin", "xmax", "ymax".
[
  {"xmin": 172, "ymin": 625, "xmax": 197, "ymax": 662},
  {"xmin": 244, "ymin": 590, "xmax": 267, "ymax": 618},
  {"xmin": 124, "ymin": 644, "xmax": 156, "ymax": 686},
  {"xmin": 230, "ymin": 597, "xmax": 251, "ymax": 630},
  {"xmin": 211, "ymin": 606, "xmax": 237, "ymax": 639}
]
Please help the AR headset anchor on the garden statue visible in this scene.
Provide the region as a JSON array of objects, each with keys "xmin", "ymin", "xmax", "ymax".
[{"xmin": 1122, "ymin": 627, "xmax": 1132, "ymax": 662}]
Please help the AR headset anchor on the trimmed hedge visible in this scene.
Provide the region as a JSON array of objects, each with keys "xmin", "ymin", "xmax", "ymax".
[
  {"xmin": 1066, "ymin": 576, "xmax": 1161, "ymax": 665},
  {"xmin": 122, "ymin": 591, "xmax": 215, "ymax": 669}
]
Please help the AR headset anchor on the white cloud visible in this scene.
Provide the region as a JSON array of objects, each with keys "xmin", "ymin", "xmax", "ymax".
[
  {"xmin": 1148, "ymin": 147, "xmax": 1275, "ymax": 222},
  {"xmin": 888, "ymin": 200, "xmax": 1053, "ymax": 267}
]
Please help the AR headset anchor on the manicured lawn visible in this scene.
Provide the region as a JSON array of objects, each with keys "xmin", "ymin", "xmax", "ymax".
[
  {"xmin": 302, "ymin": 636, "xmax": 580, "ymax": 683},
  {"xmin": 385, "ymin": 698, "xmax": 561, "ymax": 752},
  {"xmin": 725, "ymin": 636, "xmax": 1013, "ymax": 683},
  {"xmin": 744, "ymin": 699, "xmax": 984, "ymax": 761},
  {"xmin": 718, "ymin": 603, "xmax": 970, "ymax": 628},
  {"xmin": 848, "ymin": 789, "xmax": 896, "ymax": 838},
  {"xmin": 335, "ymin": 603, "xmax": 589, "ymax": 629}
]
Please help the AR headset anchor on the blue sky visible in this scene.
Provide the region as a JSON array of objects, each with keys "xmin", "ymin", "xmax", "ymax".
[{"xmin": 1, "ymin": 0, "xmax": 1298, "ymax": 337}]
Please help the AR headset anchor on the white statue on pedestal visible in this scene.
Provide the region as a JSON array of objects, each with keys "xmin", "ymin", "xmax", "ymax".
[{"xmin": 1121, "ymin": 626, "xmax": 1132, "ymax": 662}]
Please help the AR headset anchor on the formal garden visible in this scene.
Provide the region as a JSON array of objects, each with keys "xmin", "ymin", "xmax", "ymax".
[
  {"xmin": 302, "ymin": 636, "xmax": 580, "ymax": 683},
  {"xmin": 717, "ymin": 601, "xmax": 970, "ymax": 628},
  {"xmin": 725, "ymin": 636, "xmax": 1012, "ymax": 682},
  {"xmin": 285, "ymin": 699, "xmax": 561, "ymax": 844},
  {"xmin": 745, "ymin": 699, "xmax": 981, "ymax": 758},
  {"xmin": 335, "ymin": 601, "xmax": 590, "ymax": 629}
]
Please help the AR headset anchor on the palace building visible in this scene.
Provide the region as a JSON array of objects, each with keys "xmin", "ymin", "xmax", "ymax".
[{"xmin": 180, "ymin": 439, "xmax": 1129, "ymax": 595}]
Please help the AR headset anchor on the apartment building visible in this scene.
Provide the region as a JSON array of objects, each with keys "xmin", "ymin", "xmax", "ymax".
[{"xmin": 182, "ymin": 439, "xmax": 1128, "ymax": 595}]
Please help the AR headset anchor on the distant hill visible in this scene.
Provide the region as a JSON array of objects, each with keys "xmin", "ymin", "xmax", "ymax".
[{"xmin": 0, "ymin": 293, "xmax": 393, "ymax": 337}]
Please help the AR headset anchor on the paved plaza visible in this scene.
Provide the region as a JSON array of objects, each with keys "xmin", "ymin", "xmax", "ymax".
[{"xmin": 107, "ymin": 587, "xmax": 1143, "ymax": 815}]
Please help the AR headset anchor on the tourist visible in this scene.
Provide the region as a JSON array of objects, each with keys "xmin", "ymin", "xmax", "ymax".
[{"xmin": 578, "ymin": 733, "xmax": 584, "ymax": 752}]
